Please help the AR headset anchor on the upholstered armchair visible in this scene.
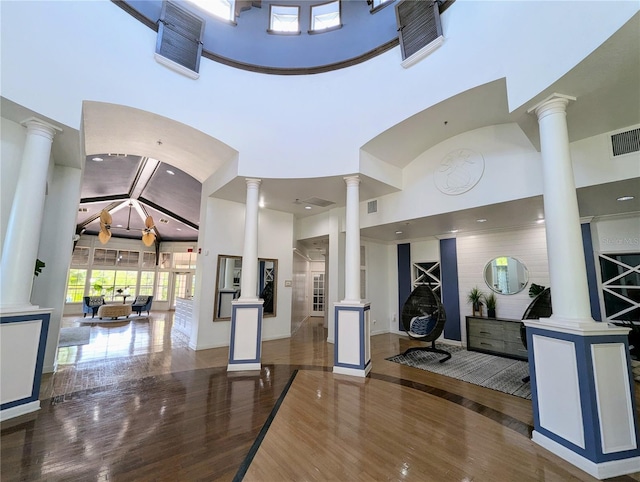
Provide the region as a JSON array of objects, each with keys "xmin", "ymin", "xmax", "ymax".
[
  {"xmin": 83, "ymin": 296, "xmax": 105, "ymax": 318},
  {"xmin": 131, "ymin": 295, "xmax": 153, "ymax": 316}
]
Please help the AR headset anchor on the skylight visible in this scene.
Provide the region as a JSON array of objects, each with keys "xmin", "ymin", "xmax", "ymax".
[{"xmin": 270, "ymin": 5, "xmax": 300, "ymax": 33}]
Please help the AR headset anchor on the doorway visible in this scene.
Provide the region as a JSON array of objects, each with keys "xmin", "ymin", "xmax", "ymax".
[
  {"xmin": 171, "ymin": 271, "xmax": 194, "ymax": 309},
  {"xmin": 311, "ymin": 271, "xmax": 325, "ymax": 317}
]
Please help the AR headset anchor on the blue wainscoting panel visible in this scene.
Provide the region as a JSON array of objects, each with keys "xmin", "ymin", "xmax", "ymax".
[
  {"xmin": 581, "ymin": 222, "xmax": 602, "ymax": 321},
  {"xmin": 397, "ymin": 243, "xmax": 411, "ymax": 331},
  {"xmin": 440, "ymin": 238, "xmax": 461, "ymax": 341}
]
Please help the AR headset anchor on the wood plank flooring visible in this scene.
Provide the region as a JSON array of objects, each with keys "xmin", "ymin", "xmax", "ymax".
[{"xmin": 1, "ymin": 314, "xmax": 639, "ymax": 481}]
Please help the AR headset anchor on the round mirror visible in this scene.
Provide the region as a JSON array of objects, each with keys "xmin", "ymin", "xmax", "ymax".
[{"xmin": 483, "ymin": 256, "xmax": 529, "ymax": 295}]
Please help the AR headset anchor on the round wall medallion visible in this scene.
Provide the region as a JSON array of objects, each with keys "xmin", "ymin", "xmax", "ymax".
[{"xmin": 434, "ymin": 148, "xmax": 485, "ymax": 195}]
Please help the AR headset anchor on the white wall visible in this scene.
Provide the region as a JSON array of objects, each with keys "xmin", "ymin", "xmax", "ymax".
[
  {"xmin": 32, "ymin": 165, "xmax": 83, "ymax": 372},
  {"xmin": 0, "ymin": 118, "xmax": 26, "ymax": 252},
  {"xmin": 2, "ymin": 1, "xmax": 636, "ymax": 181},
  {"xmin": 363, "ymin": 239, "xmax": 392, "ymax": 336},
  {"xmin": 191, "ymin": 197, "xmax": 294, "ymax": 350},
  {"xmin": 456, "ymin": 226, "xmax": 550, "ymax": 343}
]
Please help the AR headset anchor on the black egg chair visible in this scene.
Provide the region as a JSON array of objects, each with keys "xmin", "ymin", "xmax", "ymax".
[
  {"xmin": 401, "ymin": 284, "xmax": 451, "ymax": 363},
  {"xmin": 520, "ymin": 287, "xmax": 552, "ymax": 382}
]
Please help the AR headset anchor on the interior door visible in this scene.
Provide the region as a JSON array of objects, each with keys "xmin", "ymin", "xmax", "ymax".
[{"xmin": 311, "ymin": 271, "xmax": 325, "ymax": 317}]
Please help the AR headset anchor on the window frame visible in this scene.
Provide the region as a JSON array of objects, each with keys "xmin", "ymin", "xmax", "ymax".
[
  {"xmin": 309, "ymin": 0, "xmax": 342, "ymax": 34},
  {"xmin": 268, "ymin": 4, "xmax": 301, "ymax": 35},
  {"xmin": 369, "ymin": 0, "xmax": 395, "ymax": 14}
]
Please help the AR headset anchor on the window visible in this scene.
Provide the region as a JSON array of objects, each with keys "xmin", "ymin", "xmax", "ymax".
[
  {"xmin": 139, "ymin": 271, "xmax": 156, "ymax": 296},
  {"xmin": 71, "ymin": 246, "xmax": 89, "ymax": 265},
  {"xmin": 93, "ymin": 248, "xmax": 118, "ymax": 266},
  {"xmin": 370, "ymin": 0, "xmax": 393, "ymax": 10},
  {"xmin": 116, "ymin": 250, "xmax": 140, "ymax": 268},
  {"xmin": 269, "ymin": 5, "xmax": 300, "ymax": 34},
  {"xmin": 174, "ymin": 252, "xmax": 197, "ymax": 269},
  {"xmin": 160, "ymin": 252, "xmax": 172, "ymax": 269},
  {"xmin": 90, "ymin": 269, "xmax": 138, "ymax": 302},
  {"xmin": 189, "ymin": 0, "xmax": 235, "ymax": 22},
  {"xmin": 310, "ymin": 1, "xmax": 341, "ymax": 33},
  {"xmin": 142, "ymin": 251, "xmax": 156, "ymax": 268},
  {"xmin": 66, "ymin": 269, "xmax": 87, "ymax": 303},
  {"xmin": 156, "ymin": 272, "xmax": 170, "ymax": 302}
]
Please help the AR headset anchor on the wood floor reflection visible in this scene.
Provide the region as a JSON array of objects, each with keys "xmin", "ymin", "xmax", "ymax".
[{"xmin": 2, "ymin": 314, "xmax": 639, "ymax": 481}]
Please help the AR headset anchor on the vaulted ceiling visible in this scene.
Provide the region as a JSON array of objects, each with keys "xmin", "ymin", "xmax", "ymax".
[{"xmin": 76, "ymin": 155, "xmax": 201, "ymax": 242}]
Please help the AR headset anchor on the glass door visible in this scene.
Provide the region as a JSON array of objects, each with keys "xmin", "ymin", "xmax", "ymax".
[
  {"xmin": 171, "ymin": 272, "xmax": 193, "ymax": 309},
  {"xmin": 311, "ymin": 271, "xmax": 325, "ymax": 316}
]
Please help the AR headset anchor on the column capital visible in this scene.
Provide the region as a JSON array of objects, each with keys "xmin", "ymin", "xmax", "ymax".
[
  {"xmin": 527, "ymin": 93, "xmax": 576, "ymax": 121},
  {"xmin": 245, "ymin": 178, "xmax": 261, "ymax": 188},
  {"xmin": 344, "ymin": 175, "xmax": 360, "ymax": 187},
  {"xmin": 20, "ymin": 117, "xmax": 62, "ymax": 140}
]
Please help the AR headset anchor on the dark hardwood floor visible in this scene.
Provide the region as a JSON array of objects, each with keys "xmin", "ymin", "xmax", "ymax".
[{"xmin": 2, "ymin": 313, "xmax": 639, "ymax": 481}]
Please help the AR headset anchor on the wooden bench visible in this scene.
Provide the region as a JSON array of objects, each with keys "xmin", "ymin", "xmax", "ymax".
[{"xmin": 98, "ymin": 304, "xmax": 132, "ymax": 320}]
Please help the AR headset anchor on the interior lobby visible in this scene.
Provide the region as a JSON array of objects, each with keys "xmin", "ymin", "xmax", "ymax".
[{"xmin": 1, "ymin": 1, "xmax": 639, "ymax": 480}]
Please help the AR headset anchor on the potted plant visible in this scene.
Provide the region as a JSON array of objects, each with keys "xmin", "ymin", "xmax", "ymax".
[
  {"xmin": 467, "ymin": 286, "xmax": 485, "ymax": 316},
  {"xmin": 484, "ymin": 292, "xmax": 497, "ymax": 318}
]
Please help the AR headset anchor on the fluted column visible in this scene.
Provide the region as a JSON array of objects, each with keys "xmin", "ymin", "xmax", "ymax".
[
  {"xmin": 529, "ymin": 94, "xmax": 593, "ymax": 323},
  {"xmin": 240, "ymin": 178, "xmax": 260, "ymax": 301},
  {"xmin": 1, "ymin": 118, "xmax": 60, "ymax": 312},
  {"xmin": 343, "ymin": 175, "xmax": 361, "ymax": 302}
]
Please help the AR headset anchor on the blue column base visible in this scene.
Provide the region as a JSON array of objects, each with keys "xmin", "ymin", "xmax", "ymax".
[
  {"xmin": 525, "ymin": 319, "xmax": 640, "ymax": 479},
  {"xmin": 333, "ymin": 302, "xmax": 371, "ymax": 378}
]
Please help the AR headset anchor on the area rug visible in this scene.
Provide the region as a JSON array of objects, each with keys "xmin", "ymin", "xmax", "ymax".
[
  {"xmin": 58, "ymin": 326, "xmax": 91, "ymax": 347},
  {"xmin": 386, "ymin": 344, "xmax": 531, "ymax": 399}
]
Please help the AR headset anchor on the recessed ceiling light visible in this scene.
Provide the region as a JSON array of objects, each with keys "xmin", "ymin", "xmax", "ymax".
[
  {"xmin": 116, "ymin": 224, "xmax": 123, "ymax": 228},
  {"xmin": 304, "ymin": 206, "xmax": 312, "ymax": 210},
  {"xmin": 166, "ymin": 170, "xmax": 175, "ymax": 175},
  {"xmin": 476, "ymin": 218, "xmax": 487, "ymax": 223},
  {"xmin": 617, "ymin": 195, "xmax": 635, "ymax": 201},
  {"xmin": 450, "ymin": 229, "xmax": 459, "ymax": 233},
  {"xmin": 92, "ymin": 157, "xmax": 103, "ymax": 162},
  {"xmin": 176, "ymin": 228, "xmax": 182, "ymax": 231},
  {"xmin": 395, "ymin": 230, "xmax": 403, "ymax": 235},
  {"xmin": 537, "ymin": 219, "xmax": 545, "ymax": 224}
]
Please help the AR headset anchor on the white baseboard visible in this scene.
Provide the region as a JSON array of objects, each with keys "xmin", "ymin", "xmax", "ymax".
[
  {"xmin": 533, "ymin": 430, "xmax": 640, "ymax": 479},
  {"xmin": 1, "ymin": 401, "xmax": 40, "ymax": 422}
]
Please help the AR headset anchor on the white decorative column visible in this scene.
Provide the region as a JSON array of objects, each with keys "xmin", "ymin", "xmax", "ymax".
[
  {"xmin": 1, "ymin": 118, "xmax": 58, "ymax": 420},
  {"xmin": 1, "ymin": 118, "xmax": 60, "ymax": 312},
  {"xmin": 334, "ymin": 176, "xmax": 371, "ymax": 377},
  {"xmin": 524, "ymin": 94, "xmax": 640, "ymax": 479},
  {"xmin": 228, "ymin": 179, "xmax": 263, "ymax": 372}
]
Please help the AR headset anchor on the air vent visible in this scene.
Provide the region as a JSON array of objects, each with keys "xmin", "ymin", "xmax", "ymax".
[
  {"xmin": 159, "ymin": 218, "xmax": 170, "ymax": 224},
  {"xmin": 367, "ymin": 200, "xmax": 378, "ymax": 214},
  {"xmin": 78, "ymin": 207, "xmax": 88, "ymax": 212},
  {"xmin": 303, "ymin": 197, "xmax": 335, "ymax": 207},
  {"xmin": 611, "ymin": 128, "xmax": 640, "ymax": 157}
]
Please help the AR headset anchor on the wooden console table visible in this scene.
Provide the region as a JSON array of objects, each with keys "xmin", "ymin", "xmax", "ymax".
[{"xmin": 466, "ymin": 316, "xmax": 528, "ymax": 361}]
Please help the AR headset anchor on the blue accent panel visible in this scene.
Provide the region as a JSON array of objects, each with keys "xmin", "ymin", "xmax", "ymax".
[
  {"xmin": 397, "ymin": 243, "xmax": 411, "ymax": 331},
  {"xmin": 527, "ymin": 326, "xmax": 640, "ymax": 463},
  {"xmin": 334, "ymin": 305, "xmax": 369, "ymax": 370},
  {"xmin": 259, "ymin": 260, "xmax": 265, "ymax": 293},
  {"xmin": 0, "ymin": 313, "xmax": 50, "ymax": 410},
  {"xmin": 228, "ymin": 303, "xmax": 263, "ymax": 364},
  {"xmin": 581, "ymin": 223, "xmax": 602, "ymax": 321},
  {"xmin": 440, "ymin": 238, "xmax": 461, "ymax": 341}
]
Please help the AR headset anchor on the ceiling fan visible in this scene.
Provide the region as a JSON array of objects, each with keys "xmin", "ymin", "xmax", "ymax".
[{"xmin": 98, "ymin": 202, "xmax": 157, "ymax": 247}]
